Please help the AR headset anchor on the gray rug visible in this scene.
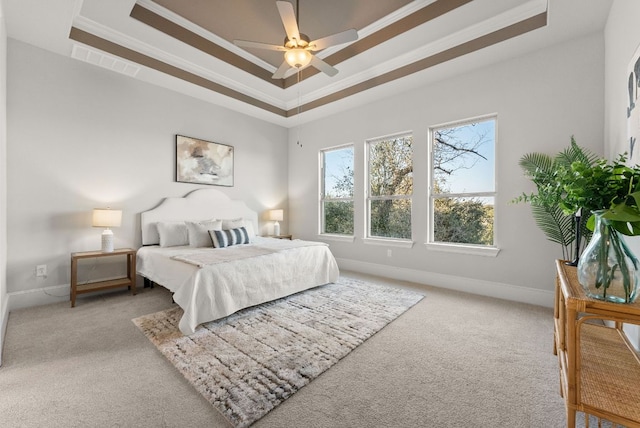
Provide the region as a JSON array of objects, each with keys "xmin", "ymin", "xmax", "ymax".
[{"xmin": 132, "ymin": 277, "xmax": 424, "ymax": 427}]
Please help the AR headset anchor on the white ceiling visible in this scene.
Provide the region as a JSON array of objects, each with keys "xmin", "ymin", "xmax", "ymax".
[{"xmin": 3, "ymin": 0, "xmax": 613, "ymax": 127}]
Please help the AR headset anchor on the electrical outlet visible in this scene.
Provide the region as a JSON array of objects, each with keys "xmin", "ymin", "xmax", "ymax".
[
  {"xmin": 387, "ymin": 249, "xmax": 392, "ymax": 257},
  {"xmin": 36, "ymin": 264, "xmax": 47, "ymax": 277}
]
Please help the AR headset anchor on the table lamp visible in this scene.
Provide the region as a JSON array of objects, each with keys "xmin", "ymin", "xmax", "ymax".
[
  {"xmin": 92, "ymin": 208, "xmax": 122, "ymax": 252},
  {"xmin": 269, "ymin": 209, "xmax": 283, "ymax": 236}
]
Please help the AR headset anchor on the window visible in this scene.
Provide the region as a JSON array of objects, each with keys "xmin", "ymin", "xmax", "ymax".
[
  {"xmin": 320, "ymin": 145, "xmax": 354, "ymax": 235},
  {"xmin": 429, "ymin": 116, "xmax": 496, "ymax": 247},
  {"xmin": 366, "ymin": 133, "xmax": 413, "ymax": 240}
]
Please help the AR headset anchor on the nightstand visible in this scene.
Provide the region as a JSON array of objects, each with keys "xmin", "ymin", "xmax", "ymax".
[
  {"xmin": 265, "ymin": 234, "xmax": 293, "ymax": 240},
  {"xmin": 70, "ymin": 248, "xmax": 136, "ymax": 307}
]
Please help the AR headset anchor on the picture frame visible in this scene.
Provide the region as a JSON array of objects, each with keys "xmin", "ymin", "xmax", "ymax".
[
  {"xmin": 627, "ymin": 43, "xmax": 640, "ymax": 161},
  {"xmin": 175, "ymin": 135, "xmax": 234, "ymax": 186}
]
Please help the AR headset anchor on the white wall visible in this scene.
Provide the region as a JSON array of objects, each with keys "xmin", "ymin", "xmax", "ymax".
[
  {"xmin": 0, "ymin": 0, "xmax": 8, "ymax": 366},
  {"xmin": 6, "ymin": 40, "xmax": 288, "ymax": 308},
  {"xmin": 604, "ymin": 0, "xmax": 640, "ymax": 348},
  {"xmin": 289, "ymin": 33, "xmax": 605, "ymax": 306}
]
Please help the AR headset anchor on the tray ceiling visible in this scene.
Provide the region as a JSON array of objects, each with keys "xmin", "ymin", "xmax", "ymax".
[{"xmin": 4, "ymin": 0, "xmax": 613, "ymax": 126}]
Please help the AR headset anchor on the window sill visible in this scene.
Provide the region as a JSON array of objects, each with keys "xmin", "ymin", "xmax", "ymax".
[
  {"xmin": 424, "ymin": 242, "xmax": 500, "ymax": 257},
  {"xmin": 363, "ymin": 238, "xmax": 415, "ymax": 248},
  {"xmin": 318, "ymin": 234, "xmax": 356, "ymax": 243}
]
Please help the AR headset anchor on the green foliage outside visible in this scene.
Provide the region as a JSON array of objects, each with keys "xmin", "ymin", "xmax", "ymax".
[
  {"xmin": 434, "ymin": 198, "xmax": 494, "ymax": 245},
  {"xmin": 368, "ymin": 136, "xmax": 413, "ymax": 239}
]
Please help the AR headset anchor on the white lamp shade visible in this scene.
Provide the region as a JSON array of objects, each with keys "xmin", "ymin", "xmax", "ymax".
[
  {"xmin": 268, "ymin": 209, "xmax": 284, "ymax": 222},
  {"xmin": 92, "ymin": 208, "xmax": 122, "ymax": 228}
]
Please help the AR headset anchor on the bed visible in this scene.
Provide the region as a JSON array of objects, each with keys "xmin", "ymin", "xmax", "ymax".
[{"xmin": 136, "ymin": 189, "xmax": 340, "ymax": 335}]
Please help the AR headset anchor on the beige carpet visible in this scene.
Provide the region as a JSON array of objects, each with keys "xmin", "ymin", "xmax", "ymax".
[
  {"xmin": 132, "ymin": 277, "xmax": 424, "ymax": 427},
  {"xmin": 0, "ymin": 271, "xmax": 611, "ymax": 427}
]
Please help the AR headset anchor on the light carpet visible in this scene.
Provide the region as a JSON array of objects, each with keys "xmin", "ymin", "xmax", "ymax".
[{"xmin": 132, "ymin": 277, "xmax": 424, "ymax": 428}]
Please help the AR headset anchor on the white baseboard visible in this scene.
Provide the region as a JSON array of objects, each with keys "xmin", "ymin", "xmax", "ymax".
[
  {"xmin": 8, "ymin": 284, "xmax": 69, "ymax": 311},
  {"xmin": 336, "ymin": 258, "xmax": 554, "ymax": 308},
  {"xmin": 0, "ymin": 296, "xmax": 8, "ymax": 366}
]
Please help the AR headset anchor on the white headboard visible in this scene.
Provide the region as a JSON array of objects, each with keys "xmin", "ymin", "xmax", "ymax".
[{"xmin": 141, "ymin": 189, "xmax": 259, "ymax": 245}]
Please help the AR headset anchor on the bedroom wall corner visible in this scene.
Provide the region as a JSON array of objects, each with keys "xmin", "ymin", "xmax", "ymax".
[
  {"xmin": 604, "ymin": 0, "xmax": 640, "ymax": 350},
  {"xmin": 0, "ymin": 0, "xmax": 9, "ymax": 366}
]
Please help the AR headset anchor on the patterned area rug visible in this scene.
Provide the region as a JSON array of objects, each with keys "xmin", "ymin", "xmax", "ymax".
[{"xmin": 132, "ymin": 277, "xmax": 424, "ymax": 427}]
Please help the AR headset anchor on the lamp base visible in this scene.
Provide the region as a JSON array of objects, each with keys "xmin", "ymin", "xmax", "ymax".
[
  {"xmin": 101, "ymin": 229, "xmax": 114, "ymax": 253},
  {"xmin": 273, "ymin": 221, "xmax": 280, "ymax": 236}
]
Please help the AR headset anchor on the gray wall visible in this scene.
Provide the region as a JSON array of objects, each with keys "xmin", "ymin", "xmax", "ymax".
[
  {"xmin": 6, "ymin": 40, "xmax": 289, "ymax": 308},
  {"xmin": 0, "ymin": 1, "xmax": 8, "ymax": 366},
  {"xmin": 288, "ymin": 33, "xmax": 605, "ymax": 306}
]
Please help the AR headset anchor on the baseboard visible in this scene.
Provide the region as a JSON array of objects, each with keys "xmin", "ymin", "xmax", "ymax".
[
  {"xmin": 8, "ymin": 284, "xmax": 69, "ymax": 311},
  {"xmin": 0, "ymin": 296, "xmax": 8, "ymax": 366},
  {"xmin": 335, "ymin": 258, "xmax": 554, "ymax": 308}
]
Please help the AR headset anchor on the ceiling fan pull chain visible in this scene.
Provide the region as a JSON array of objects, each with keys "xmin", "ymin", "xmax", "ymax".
[{"xmin": 297, "ymin": 68, "xmax": 302, "ymax": 147}]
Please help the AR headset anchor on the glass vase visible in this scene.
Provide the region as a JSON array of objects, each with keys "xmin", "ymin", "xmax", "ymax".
[{"xmin": 577, "ymin": 210, "xmax": 639, "ymax": 303}]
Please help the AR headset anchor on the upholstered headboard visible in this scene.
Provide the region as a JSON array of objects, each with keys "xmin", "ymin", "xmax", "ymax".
[{"xmin": 141, "ymin": 189, "xmax": 259, "ymax": 245}]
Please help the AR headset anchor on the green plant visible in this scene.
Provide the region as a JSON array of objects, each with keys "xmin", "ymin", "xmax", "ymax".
[
  {"xmin": 512, "ymin": 137, "xmax": 598, "ymax": 260},
  {"xmin": 515, "ymin": 136, "xmax": 640, "ymax": 302}
]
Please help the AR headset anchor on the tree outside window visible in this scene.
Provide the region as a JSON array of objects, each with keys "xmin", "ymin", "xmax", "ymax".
[
  {"xmin": 367, "ymin": 133, "xmax": 413, "ymax": 240},
  {"xmin": 320, "ymin": 145, "xmax": 354, "ymax": 235},
  {"xmin": 430, "ymin": 117, "xmax": 496, "ymax": 246}
]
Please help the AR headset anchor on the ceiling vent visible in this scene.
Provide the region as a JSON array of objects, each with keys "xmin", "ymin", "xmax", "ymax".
[{"xmin": 71, "ymin": 44, "xmax": 140, "ymax": 78}]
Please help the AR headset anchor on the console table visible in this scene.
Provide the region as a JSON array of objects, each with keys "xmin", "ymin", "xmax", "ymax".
[{"xmin": 554, "ymin": 260, "xmax": 640, "ymax": 427}]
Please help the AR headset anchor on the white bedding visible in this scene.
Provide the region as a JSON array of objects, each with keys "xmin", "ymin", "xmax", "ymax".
[{"xmin": 137, "ymin": 236, "xmax": 339, "ymax": 334}]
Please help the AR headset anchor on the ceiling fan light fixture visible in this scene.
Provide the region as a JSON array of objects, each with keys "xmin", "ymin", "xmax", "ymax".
[{"xmin": 285, "ymin": 48, "xmax": 312, "ymax": 68}]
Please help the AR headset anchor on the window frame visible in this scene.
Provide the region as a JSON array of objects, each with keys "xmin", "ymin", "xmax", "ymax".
[
  {"xmin": 364, "ymin": 131, "xmax": 414, "ymax": 245},
  {"xmin": 319, "ymin": 143, "xmax": 355, "ymax": 240},
  {"xmin": 427, "ymin": 115, "xmax": 499, "ymax": 257}
]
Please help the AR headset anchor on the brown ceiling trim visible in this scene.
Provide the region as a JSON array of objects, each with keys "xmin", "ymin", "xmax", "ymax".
[
  {"xmin": 287, "ymin": 12, "xmax": 547, "ymax": 117},
  {"xmin": 130, "ymin": 4, "xmax": 284, "ymax": 89},
  {"xmin": 283, "ymin": 0, "xmax": 474, "ymax": 88},
  {"xmin": 68, "ymin": 27, "xmax": 287, "ymax": 117}
]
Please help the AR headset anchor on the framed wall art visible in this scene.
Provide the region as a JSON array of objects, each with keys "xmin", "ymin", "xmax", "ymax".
[
  {"xmin": 175, "ymin": 135, "xmax": 234, "ymax": 186},
  {"xmin": 627, "ymin": 43, "xmax": 640, "ymax": 161}
]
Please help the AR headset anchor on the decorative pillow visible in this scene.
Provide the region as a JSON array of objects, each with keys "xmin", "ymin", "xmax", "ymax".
[
  {"xmin": 221, "ymin": 218, "xmax": 256, "ymax": 240},
  {"xmin": 186, "ymin": 220, "xmax": 222, "ymax": 247},
  {"xmin": 156, "ymin": 221, "xmax": 188, "ymax": 247},
  {"xmin": 210, "ymin": 227, "xmax": 250, "ymax": 248}
]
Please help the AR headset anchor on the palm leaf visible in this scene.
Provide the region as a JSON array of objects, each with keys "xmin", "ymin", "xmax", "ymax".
[
  {"xmin": 530, "ymin": 203, "xmax": 575, "ymax": 259},
  {"xmin": 555, "ymin": 136, "xmax": 598, "ymax": 167},
  {"xmin": 518, "ymin": 152, "xmax": 554, "ymax": 176}
]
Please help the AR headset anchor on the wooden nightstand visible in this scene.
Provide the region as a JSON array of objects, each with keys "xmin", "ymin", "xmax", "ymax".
[
  {"xmin": 70, "ymin": 248, "xmax": 137, "ymax": 307},
  {"xmin": 265, "ymin": 234, "xmax": 293, "ymax": 240}
]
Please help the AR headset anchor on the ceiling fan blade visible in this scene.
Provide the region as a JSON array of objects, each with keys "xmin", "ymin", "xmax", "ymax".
[
  {"xmin": 272, "ymin": 60, "xmax": 293, "ymax": 79},
  {"xmin": 276, "ymin": 1, "xmax": 300, "ymax": 43},
  {"xmin": 234, "ymin": 39, "xmax": 286, "ymax": 51},
  {"xmin": 309, "ymin": 29, "xmax": 358, "ymax": 51},
  {"xmin": 310, "ymin": 55, "xmax": 338, "ymax": 77}
]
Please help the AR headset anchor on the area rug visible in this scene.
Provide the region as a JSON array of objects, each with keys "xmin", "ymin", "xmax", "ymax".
[{"xmin": 132, "ymin": 277, "xmax": 424, "ymax": 427}]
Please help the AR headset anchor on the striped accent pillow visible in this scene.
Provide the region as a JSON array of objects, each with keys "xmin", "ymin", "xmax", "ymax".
[{"xmin": 209, "ymin": 227, "xmax": 250, "ymax": 248}]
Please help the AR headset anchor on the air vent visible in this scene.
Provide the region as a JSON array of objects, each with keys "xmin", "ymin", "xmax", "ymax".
[{"xmin": 71, "ymin": 44, "xmax": 140, "ymax": 77}]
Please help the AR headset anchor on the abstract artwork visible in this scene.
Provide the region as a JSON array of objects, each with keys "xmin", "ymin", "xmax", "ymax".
[
  {"xmin": 627, "ymin": 43, "xmax": 640, "ymax": 161},
  {"xmin": 176, "ymin": 135, "xmax": 234, "ymax": 186}
]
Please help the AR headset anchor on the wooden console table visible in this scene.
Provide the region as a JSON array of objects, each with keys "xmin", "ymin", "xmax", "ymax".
[
  {"xmin": 70, "ymin": 248, "xmax": 136, "ymax": 307},
  {"xmin": 554, "ymin": 260, "xmax": 640, "ymax": 427}
]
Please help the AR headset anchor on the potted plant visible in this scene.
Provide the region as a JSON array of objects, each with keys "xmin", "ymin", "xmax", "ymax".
[
  {"xmin": 515, "ymin": 137, "xmax": 640, "ymax": 303},
  {"xmin": 512, "ymin": 137, "xmax": 598, "ymax": 261}
]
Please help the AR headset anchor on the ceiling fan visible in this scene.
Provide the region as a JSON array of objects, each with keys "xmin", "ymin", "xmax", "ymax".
[{"xmin": 234, "ymin": 0, "xmax": 358, "ymax": 79}]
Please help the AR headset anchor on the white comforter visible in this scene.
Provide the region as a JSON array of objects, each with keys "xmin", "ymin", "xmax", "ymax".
[{"xmin": 136, "ymin": 237, "xmax": 339, "ymax": 334}]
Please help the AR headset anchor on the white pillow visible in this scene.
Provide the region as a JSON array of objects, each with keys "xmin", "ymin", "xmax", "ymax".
[
  {"xmin": 221, "ymin": 218, "xmax": 256, "ymax": 240},
  {"xmin": 186, "ymin": 219, "xmax": 223, "ymax": 247},
  {"xmin": 157, "ymin": 222, "xmax": 188, "ymax": 247}
]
